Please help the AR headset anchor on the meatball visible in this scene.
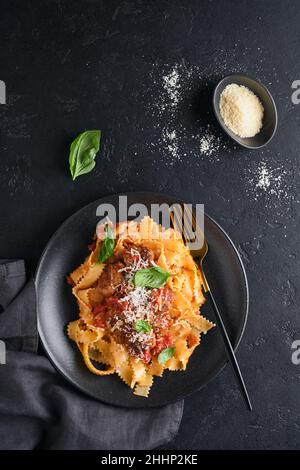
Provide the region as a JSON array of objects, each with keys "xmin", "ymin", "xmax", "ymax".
[
  {"xmin": 122, "ymin": 241, "xmax": 154, "ymax": 266},
  {"xmin": 97, "ymin": 262, "xmax": 124, "ymax": 297}
]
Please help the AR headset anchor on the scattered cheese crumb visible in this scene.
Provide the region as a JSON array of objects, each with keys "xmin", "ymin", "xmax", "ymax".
[
  {"xmin": 219, "ymin": 83, "xmax": 264, "ymax": 138},
  {"xmin": 256, "ymin": 161, "xmax": 271, "ymax": 190},
  {"xmin": 162, "ymin": 67, "xmax": 181, "ymax": 107},
  {"xmin": 199, "ymin": 128, "xmax": 220, "ymax": 156}
]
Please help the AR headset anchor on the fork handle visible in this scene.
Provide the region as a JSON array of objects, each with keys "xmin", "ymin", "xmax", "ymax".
[{"xmin": 206, "ymin": 290, "xmax": 252, "ymax": 411}]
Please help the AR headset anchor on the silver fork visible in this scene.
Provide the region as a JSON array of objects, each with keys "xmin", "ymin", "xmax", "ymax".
[{"xmin": 170, "ymin": 203, "xmax": 252, "ymax": 411}]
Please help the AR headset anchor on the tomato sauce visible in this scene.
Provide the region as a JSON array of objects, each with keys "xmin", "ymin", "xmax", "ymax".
[{"xmin": 90, "ymin": 241, "xmax": 175, "ymax": 363}]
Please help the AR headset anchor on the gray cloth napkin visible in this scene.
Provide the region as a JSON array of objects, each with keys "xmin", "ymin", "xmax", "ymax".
[{"xmin": 0, "ymin": 260, "xmax": 183, "ymax": 450}]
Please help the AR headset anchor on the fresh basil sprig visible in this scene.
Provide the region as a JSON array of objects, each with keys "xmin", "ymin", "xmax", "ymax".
[
  {"xmin": 158, "ymin": 347, "xmax": 175, "ymax": 364},
  {"xmin": 133, "ymin": 266, "xmax": 170, "ymax": 288},
  {"xmin": 98, "ymin": 224, "xmax": 115, "ymax": 263},
  {"xmin": 69, "ymin": 130, "xmax": 101, "ymax": 180},
  {"xmin": 135, "ymin": 320, "xmax": 152, "ymax": 334}
]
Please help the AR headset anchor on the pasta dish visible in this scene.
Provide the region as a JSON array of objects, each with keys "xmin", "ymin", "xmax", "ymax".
[{"xmin": 67, "ymin": 217, "xmax": 214, "ymax": 397}]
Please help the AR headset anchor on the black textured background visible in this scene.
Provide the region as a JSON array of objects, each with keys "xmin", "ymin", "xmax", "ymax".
[{"xmin": 0, "ymin": 0, "xmax": 299, "ymax": 450}]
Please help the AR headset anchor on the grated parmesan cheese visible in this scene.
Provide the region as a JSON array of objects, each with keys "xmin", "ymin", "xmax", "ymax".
[
  {"xmin": 110, "ymin": 249, "xmax": 155, "ymax": 351},
  {"xmin": 219, "ymin": 83, "xmax": 264, "ymax": 138},
  {"xmin": 120, "ymin": 287, "xmax": 151, "ymax": 309},
  {"xmin": 105, "ymin": 244, "xmax": 173, "ymax": 358}
]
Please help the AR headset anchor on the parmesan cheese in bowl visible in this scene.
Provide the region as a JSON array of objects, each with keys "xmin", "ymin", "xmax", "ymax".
[
  {"xmin": 213, "ymin": 74, "xmax": 277, "ymax": 149},
  {"xmin": 219, "ymin": 83, "xmax": 264, "ymax": 138}
]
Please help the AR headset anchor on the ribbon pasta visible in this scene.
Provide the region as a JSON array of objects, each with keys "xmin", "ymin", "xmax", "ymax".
[{"xmin": 67, "ymin": 217, "xmax": 214, "ymax": 397}]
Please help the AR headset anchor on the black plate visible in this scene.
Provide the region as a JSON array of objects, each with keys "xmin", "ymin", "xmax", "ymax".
[{"xmin": 36, "ymin": 192, "xmax": 249, "ymax": 408}]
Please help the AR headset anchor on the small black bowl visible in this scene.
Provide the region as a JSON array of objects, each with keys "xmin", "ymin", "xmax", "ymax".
[{"xmin": 213, "ymin": 73, "xmax": 277, "ymax": 149}]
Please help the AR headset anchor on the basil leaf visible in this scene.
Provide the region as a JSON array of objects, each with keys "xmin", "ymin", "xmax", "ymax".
[
  {"xmin": 135, "ymin": 320, "xmax": 152, "ymax": 334},
  {"xmin": 69, "ymin": 130, "xmax": 101, "ymax": 180},
  {"xmin": 133, "ymin": 266, "xmax": 170, "ymax": 288},
  {"xmin": 98, "ymin": 224, "xmax": 115, "ymax": 263},
  {"xmin": 158, "ymin": 347, "xmax": 175, "ymax": 364}
]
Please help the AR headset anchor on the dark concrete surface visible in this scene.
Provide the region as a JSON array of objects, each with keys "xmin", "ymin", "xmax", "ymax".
[{"xmin": 0, "ymin": 0, "xmax": 299, "ymax": 450}]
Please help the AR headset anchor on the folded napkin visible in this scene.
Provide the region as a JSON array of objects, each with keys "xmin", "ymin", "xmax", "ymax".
[{"xmin": 0, "ymin": 260, "xmax": 183, "ymax": 450}]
